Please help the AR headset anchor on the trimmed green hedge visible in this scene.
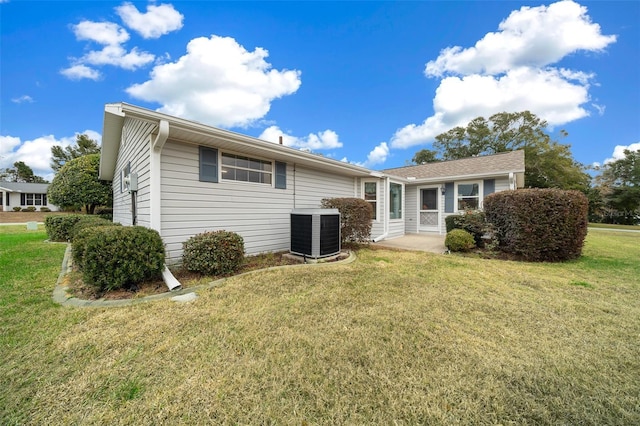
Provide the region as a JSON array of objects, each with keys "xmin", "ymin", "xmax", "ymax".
[
  {"xmin": 321, "ymin": 197, "xmax": 372, "ymax": 244},
  {"xmin": 445, "ymin": 229, "xmax": 476, "ymax": 252},
  {"xmin": 484, "ymin": 188, "xmax": 588, "ymax": 262},
  {"xmin": 80, "ymin": 226, "xmax": 165, "ymax": 291},
  {"xmin": 445, "ymin": 210, "xmax": 487, "ymax": 247},
  {"xmin": 45, "ymin": 215, "xmax": 84, "ymax": 241},
  {"xmin": 182, "ymin": 230, "xmax": 245, "ymax": 276}
]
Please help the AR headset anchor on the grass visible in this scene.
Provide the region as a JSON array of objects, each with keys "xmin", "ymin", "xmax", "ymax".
[
  {"xmin": 1, "ymin": 226, "xmax": 639, "ymax": 424},
  {"xmin": 589, "ymin": 222, "xmax": 640, "ymax": 230}
]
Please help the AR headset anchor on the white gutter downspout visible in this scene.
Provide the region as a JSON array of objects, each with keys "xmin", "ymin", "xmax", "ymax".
[
  {"xmin": 372, "ymin": 176, "xmax": 389, "ymax": 242},
  {"xmin": 509, "ymin": 172, "xmax": 515, "ymax": 190},
  {"xmin": 150, "ymin": 120, "xmax": 181, "ymax": 291}
]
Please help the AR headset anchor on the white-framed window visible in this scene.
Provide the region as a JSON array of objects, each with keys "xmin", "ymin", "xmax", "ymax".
[
  {"xmin": 457, "ymin": 181, "xmax": 481, "ymax": 211},
  {"xmin": 362, "ymin": 180, "xmax": 378, "ymax": 220},
  {"xmin": 389, "ymin": 182, "xmax": 403, "ymax": 220},
  {"xmin": 21, "ymin": 193, "xmax": 46, "ymax": 206},
  {"xmin": 221, "ymin": 153, "xmax": 272, "ymax": 184}
]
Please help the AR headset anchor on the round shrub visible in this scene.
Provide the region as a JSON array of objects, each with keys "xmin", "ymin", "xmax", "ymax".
[
  {"xmin": 445, "ymin": 210, "xmax": 487, "ymax": 247},
  {"xmin": 81, "ymin": 226, "xmax": 165, "ymax": 292},
  {"xmin": 22, "ymin": 206, "xmax": 37, "ymax": 212},
  {"xmin": 12, "ymin": 206, "xmax": 22, "ymax": 212},
  {"xmin": 183, "ymin": 230, "xmax": 245, "ymax": 276},
  {"xmin": 445, "ymin": 229, "xmax": 476, "ymax": 252},
  {"xmin": 69, "ymin": 215, "xmax": 117, "ymax": 241},
  {"xmin": 40, "ymin": 207, "xmax": 51, "ymax": 212},
  {"xmin": 484, "ymin": 188, "xmax": 588, "ymax": 262},
  {"xmin": 72, "ymin": 226, "xmax": 120, "ymax": 271},
  {"xmin": 45, "ymin": 214, "xmax": 84, "ymax": 241},
  {"xmin": 321, "ymin": 197, "xmax": 372, "ymax": 244}
]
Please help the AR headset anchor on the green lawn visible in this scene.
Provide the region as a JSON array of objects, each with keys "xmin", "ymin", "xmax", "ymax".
[{"xmin": 1, "ymin": 225, "xmax": 639, "ymax": 424}]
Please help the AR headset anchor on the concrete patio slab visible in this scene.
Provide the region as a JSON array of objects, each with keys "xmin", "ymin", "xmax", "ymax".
[{"xmin": 373, "ymin": 234, "xmax": 447, "ymax": 254}]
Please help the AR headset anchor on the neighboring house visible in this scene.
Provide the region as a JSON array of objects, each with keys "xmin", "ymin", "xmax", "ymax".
[
  {"xmin": 0, "ymin": 181, "xmax": 59, "ymax": 212},
  {"xmin": 99, "ymin": 103, "xmax": 524, "ymax": 265}
]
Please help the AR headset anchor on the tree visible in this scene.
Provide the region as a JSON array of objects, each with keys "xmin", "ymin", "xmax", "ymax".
[
  {"xmin": 51, "ymin": 133, "xmax": 101, "ymax": 172},
  {"xmin": 432, "ymin": 111, "xmax": 590, "ymax": 191},
  {"xmin": 594, "ymin": 149, "xmax": 640, "ymax": 224},
  {"xmin": 0, "ymin": 161, "xmax": 48, "ymax": 183},
  {"xmin": 48, "ymin": 154, "xmax": 112, "ymax": 214},
  {"xmin": 411, "ymin": 149, "xmax": 440, "ymax": 165}
]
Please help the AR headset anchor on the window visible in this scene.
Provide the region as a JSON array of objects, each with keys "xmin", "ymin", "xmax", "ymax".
[
  {"xmin": 275, "ymin": 161, "xmax": 287, "ymax": 189},
  {"xmin": 389, "ymin": 182, "xmax": 402, "ymax": 220},
  {"xmin": 199, "ymin": 147, "xmax": 218, "ymax": 183},
  {"xmin": 20, "ymin": 193, "xmax": 46, "ymax": 206},
  {"xmin": 221, "ymin": 153, "xmax": 272, "ymax": 184},
  {"xmin": 457, "ymin": 182, "xmax": 479, "ymax": 210},
  {"xmin": 363, "ymin": 181, "xmax": 377, "ymax": 220}
]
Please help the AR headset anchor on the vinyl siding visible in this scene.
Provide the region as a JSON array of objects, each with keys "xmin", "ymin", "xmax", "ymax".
[
  {"xmin": 404, "ymin": 185, "xmax": 418, "ymax": 234},
  {"xmin": 495, "ymin": 176, "xmax": 510, "ymax": 192},
  {"xmin": 160, "ymin": 141, "xmax": 357, "ymax": 263},
  {"xmin": 113, "ymin": 118, "xmax": 154, "ymax": 227}
]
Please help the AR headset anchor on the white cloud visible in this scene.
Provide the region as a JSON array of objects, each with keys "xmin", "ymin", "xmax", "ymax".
[
  {"xmin": 604, "ymin": 142, "xmax": 640, "ymax": 164},
  {"xmin": 11, "ymin": 95, "xmax": 34, "ymax": 104},
  {"xmin": 0, "ymin": 131, "xmax": 101, "ymax": 182},
  {"xmin": 116, "ymin": 2, "xmax": 184, "ymax": 39},
  {"xmin": 72, "ymin": 20, "xmax": 130, "ymax": 45},
  {"xmin": 60, "ymin": 64, "xmax": 102, "ymax": 81},
  {"xmin": 259, "ymin": 125, "xmax": 342, "ymax": 150},
  {"xmin": 392, "ymin": 0, "xmax": 616, "ymax": 151},
  {"xmin": 425, "ymin": 0, "xmax": 616, "ymax": 77},
  {"xmin": 127, "ymin": 35, "xmax": 301, "ymax": 128},
  {"xmin": 363, "ymin": 142, "xmax": 389, "ymax": 167},
  {"xmin": 83, "ymin": 45, "xmax": 155, "ymax": 70}
]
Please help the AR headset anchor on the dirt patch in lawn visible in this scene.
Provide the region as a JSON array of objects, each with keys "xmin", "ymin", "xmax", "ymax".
[{"xmin": 0, "ymin": 211, "xmax": 75, "ymax": 224}]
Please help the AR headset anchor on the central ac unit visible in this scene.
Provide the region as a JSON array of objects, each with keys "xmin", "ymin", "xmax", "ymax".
[{"xmin": 290, "ymin": 208, "xmax": 341, "ymax": 259}]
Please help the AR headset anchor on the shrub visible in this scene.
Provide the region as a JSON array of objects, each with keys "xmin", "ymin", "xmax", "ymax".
[
  {"xmin": 12, "ymin": 206, "xmax": 22, "ymax": 212},
  {"xmin": 445, "ymin": 210, "xmax": 487, "ymax": 247},
  {"xmin": 183, "ymin": 230, "xmax": 245, "ymax": 276},
  {"xmin": 21, "ymin": 207, "xmax": 37, "ymax": 212},
  {"xmin": 95, "ymin": 207, "xmax": 113, "ymax": 221},
  {"xmin": 45, "ymin": 215, "xmax": 84, "ymax": 241},
  {"xmin": 484, "ymin": 188, "xmax": 588, "ymax": 262},
  {"xmin": 445, "ymin": 229, "xmax": 476, "ymax": 252},
  {"xmin": 81, "ymin": 226, "xmax": 165, "ymax": 292},
  {"xmin": 72, "ymin": 226, "xmax": 119, "ymax": 271},
  {"xmin": 40, "ymin": 207, "xmax": 51, "ymax": 212},
  {"xmin": 69, "ymin": 215, "xmax": 117, "ymax": 242},
  {"xmin": 321, "ymin": 197, "xmax": 372, "ymax": 244}
]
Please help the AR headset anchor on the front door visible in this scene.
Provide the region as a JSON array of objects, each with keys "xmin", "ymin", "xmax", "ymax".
[{"xmin": 419, "ymin": 187, "xmax": 440, "ymax": 232}]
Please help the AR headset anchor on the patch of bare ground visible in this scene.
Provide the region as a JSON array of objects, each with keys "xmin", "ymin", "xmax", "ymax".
[{"xmin": 0, "ymin": 211, "xmax": 76, "ymax": 224}]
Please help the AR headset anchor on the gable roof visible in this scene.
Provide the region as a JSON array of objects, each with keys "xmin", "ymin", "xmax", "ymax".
[
  {"xmin": 0, "ymin": 181, "xmax": 50, "ymax": 193},
  {"xmin": 382, "ymin": 150, "xmax": 525, "ymax": 181},
  {"xmin": 100, "ymin": 102, "xmax": 377, "ymax": 180}
]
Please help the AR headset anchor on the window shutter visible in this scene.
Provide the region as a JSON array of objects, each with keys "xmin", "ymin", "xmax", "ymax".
[
  {"xmin": 20, "ymin": 193, "xmax": 25, "ymax": 205},
  {"xmin": 444, "ymin": 182, "xmax": 454, "ymax": 213},
  {"xmin": 199, "ymin": 146, "xmax": 218, "ymax": 183},
  {"xmin": 483, "ymin": 179, "xmax": 495, "ymax": 197},
  {"xmin": 275, "ymin": 161, "xmax": 286, "ymax": 189}
]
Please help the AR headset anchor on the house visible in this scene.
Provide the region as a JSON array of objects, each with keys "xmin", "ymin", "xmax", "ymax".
[
  {"xmin": 99, "ymin": 102, "xmax": 525, "ymax": 266},
  {"xmin": 0, "ymin": 181, "xmax": 59, "ymax": 212}
]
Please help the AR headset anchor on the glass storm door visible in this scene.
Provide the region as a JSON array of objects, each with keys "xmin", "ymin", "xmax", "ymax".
[{"xmin": 419, "ymin": 188, "xmax": 440, "ymax": 232}]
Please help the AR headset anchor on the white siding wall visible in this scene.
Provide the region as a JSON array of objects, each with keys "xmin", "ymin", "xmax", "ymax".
[
  {"xmin": 2, "ymin": 191, "xmax": 59, "ymax": 212},
  {"xmin": 113, "ymin": 118, "xmax": 154, "ymax": 227},
  {"xmin": 404, "ymin": 185, "xmax": 418, "ymax": 234},
  {"xmin": 495, "ymin": 176, "xmax": 510, "ymax": 192},
  {"xmin": 160, "ymin": 141, "xmax": 357, "ymax": 263}
]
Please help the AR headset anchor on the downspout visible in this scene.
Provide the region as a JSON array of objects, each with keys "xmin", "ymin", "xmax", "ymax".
[{"xmin": 150, "ymin": 120, "xmax": 181, "ymax": 291}]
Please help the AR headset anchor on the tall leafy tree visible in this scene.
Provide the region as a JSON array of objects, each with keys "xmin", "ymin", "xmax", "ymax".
[
  {"xmin": 432, "ymin": 111, "xmax": 590, "ymax": 191},
  {"xmin": 48, "ymin": 154, "xmax": 112, "ymax": 214},
  {"xmin": 595, "ymin": 149, "xmax": 640, "ymax": 224},
  {"xmin": 411, "ymin": 149, "xmax": 440, "ymax": 165},
  {"xmin": 50, "ymin": 134, "xmax": 101, "ymax": 172},
  {"xmin": 0, "ymin": 161, "xmax": 48, "ymax": 183}
]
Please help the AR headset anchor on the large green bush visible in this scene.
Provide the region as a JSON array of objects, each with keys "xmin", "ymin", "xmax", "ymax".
[
  {"xmin": 445, "ymin": 209, "xmax": 487, "ymax": 247},
  {"xmin": 484, "ymin": 188, "xmax": 588, "ymax": 262},
  {"xmin": 81, "ymin": 226, "xmax": 165, "ymax": 292},
  {"xmin": 45, "ymin": 215, "xmax": 84, "ymax": 241},
  {"xmin": 71, "ymin": 226, "xmax": 118, "ymax": 271},
  {"xmin": 69, "ymin": 215, "xmax": 117, "ymax": 241},
  {"xmin": 182, "ymin": 230, "xmax": 245, "ymax": 276},
  {"xmin": 445, "ymin": 229, "xmax": 476, "ymax": 252},
  {"xmin": 321, "ymin": 197, "xmax": 372, "ymax": 244}
]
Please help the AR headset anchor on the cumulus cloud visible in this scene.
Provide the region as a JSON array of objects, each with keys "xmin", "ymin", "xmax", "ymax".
[
  {"xmin": 425, "ymin": 0, "xmax": 616, "ymax": 77},
  {"xmin": 391, "ymin": 0, "xmax": 617, "ymax": 150},
  {"xmin": 127, "ymin": 35, "xmax": 301, "ymax": 128},
  {"xmin": 604, "ymin": 142, "xmax": 640, "ymax": 164},
  {"xmin": 363, "ymin": 142, "xmax": 390, "ymax": 167},
  {"xmin": 0, "ymin": 131, "xmax": 101, "ymax": 182},
  {"xmin": 116, "ymin": 2, "xmax": 184, "ymax": 39},
  {"xmin": 72, "ymin": 20, "xmax": 130, "ymax": 45},
  {"xmin": 259, "ymin": 125, "xmax": 342, "ymax": 151},
  {"xmin": 60, "ymin": 64, "xmax": 102, "ymax": 81}
]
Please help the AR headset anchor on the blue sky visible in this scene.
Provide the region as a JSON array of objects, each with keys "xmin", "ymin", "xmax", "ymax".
[{"xmin": 1, "ymin": 0, "xmax": 638, "ymax": 182}]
